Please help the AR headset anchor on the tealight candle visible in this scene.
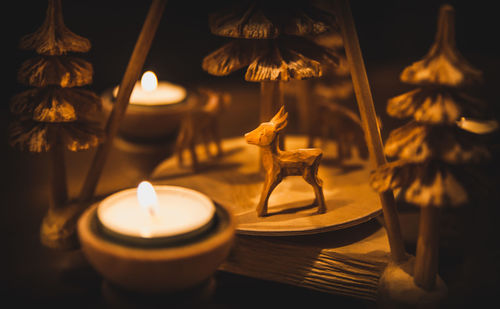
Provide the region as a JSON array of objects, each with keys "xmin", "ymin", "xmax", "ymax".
[
  {"xmin": 112, "ymin": 70, "xmax": 187, "ymax": 106},
  {"xmin": 97, "ymin": 181, "xmax": 215, "ymax": 244},
  {"xmin": 77, "ymin": 181, "xmax": 235, "ymax": 293},
  {"xmin": 101, "ymin": 71, "xmax": 189, "ymax": 145}
]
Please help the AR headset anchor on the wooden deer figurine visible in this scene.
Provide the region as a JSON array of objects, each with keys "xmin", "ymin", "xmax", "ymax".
[
  {"xmin": 245, "ymin": 106, "xmax": 327, "ymax": 217},
  {"xmin": 175, "ymin": 87, "xmax": 231, "ymax": 170}
]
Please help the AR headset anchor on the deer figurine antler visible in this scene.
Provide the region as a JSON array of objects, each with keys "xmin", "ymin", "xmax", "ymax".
[{"xmin": 245, "ymin": 106, "xmax": 326, "ymax": 217}]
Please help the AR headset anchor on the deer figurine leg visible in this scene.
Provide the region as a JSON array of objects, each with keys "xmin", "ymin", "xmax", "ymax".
[
  {"xmin": 211, "ymin": 122, "xmax": 223, "ymax": 157},
  {"xmin": 189, "ymin": 139, "xmax": 199, "ymax": 170},
  {"xmin": 201, "ymin": 133, "xmax": 212, "ymax": 157},
  {"xmin": 175, "ymin": 128, "xmax": 186, "ymax": 166},
  {"xmin": 256, "ymin": 172, "xmax": 281, "ymax": 217},
  {"xmin": 312, "ymin": 177, "xmax": 326, "ymax": 214},
  {"xmin": 303, "ymin": 160, "xmax": 327, "ymax": 214}
]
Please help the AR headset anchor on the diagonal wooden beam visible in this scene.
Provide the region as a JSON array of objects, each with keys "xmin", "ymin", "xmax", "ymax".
[
  {"xmin": 79, "ymin": 0, "xmax": 168, "ymax": 203},
  {"xmin": 335, "ymin": 0, "xmax": 407, "ymax": 263}
]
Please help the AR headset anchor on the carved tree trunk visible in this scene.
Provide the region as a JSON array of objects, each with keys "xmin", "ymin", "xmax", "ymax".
[
  {"xmin": 49, "ymin": 131, "xmax": 68, "ymax": 210},
  {"xmin": 414, "ymin": 207, "xmax": 440, "ymax": 290}
]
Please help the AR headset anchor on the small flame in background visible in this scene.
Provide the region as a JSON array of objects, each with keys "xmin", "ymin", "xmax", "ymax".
[
  {"xmin": 141, "ymin": 71, "xmax": 158, "ymax": 92},
  {"xmin": 137, "ymin": 181, "xmax": 159, "ymax": 216},
  {"xmin": 456, "ymin": 117, "xmax": 498, "ymax": 134}
]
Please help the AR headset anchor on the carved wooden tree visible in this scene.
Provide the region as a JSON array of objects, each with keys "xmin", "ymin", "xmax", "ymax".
[
  {"xmin": 202, "ymin": 0, "xmax": 339, "ymax": 133},
  {"xmin": 370, "ymin": 5, "xmax": 489, "ymax": 290},
  {"xmin": 9, "ymin": 0, "xmax": 103, "ymax": 249}
]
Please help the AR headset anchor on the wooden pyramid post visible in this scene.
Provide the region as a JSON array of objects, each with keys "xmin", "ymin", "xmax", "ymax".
[
  {"xmin": 334, "ymin": 0, "xmax": 406, "ymax": 263},
  {"xmin": 79, "ymin": 0, "xmax": 167, "ymax": 204}
]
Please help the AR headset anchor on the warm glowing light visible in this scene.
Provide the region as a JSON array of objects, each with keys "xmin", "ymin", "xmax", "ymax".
[
  {"xmin": 456, "ymin": 117, "xmax": 498, "ymax": 134},
  {"xmin": 112, "ymin": 70, "xmax": 187, "ymax": 105},
  {"xmin": 141, "ymin": 71, "xmax": 158, "ymax": 92},
  {"xmin": 137, "ymin": 181, "xmax": 159, "ymax": 216}
]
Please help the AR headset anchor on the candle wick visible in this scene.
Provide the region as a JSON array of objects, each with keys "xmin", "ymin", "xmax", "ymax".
[{"xmin": 148, "ymin": 206, "xmax": 156, "ymax": 217}]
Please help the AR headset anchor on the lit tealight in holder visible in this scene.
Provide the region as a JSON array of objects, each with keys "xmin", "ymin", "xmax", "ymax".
[
  {"xmin": 97, "ymin": 181, "xmax": 216, "ymax": 245},
  {"xmin": 77, "ymin": 181, "xmax": 235, "ymax": 293},
  {"xmin": 115, "ymin": 71, "xmax": 187, "ymax": 106},
  {"xmin": 101, "ymin": 71, "xmax": 189, "ymax": 148}
]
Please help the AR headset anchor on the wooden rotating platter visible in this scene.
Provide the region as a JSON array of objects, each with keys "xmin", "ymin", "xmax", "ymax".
[{"xmin": 151, "ymin": 136, "xmax": 382, "ymax": 236}]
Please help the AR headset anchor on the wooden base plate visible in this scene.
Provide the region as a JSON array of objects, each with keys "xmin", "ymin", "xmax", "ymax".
[{"xmin": 151, "ymin": 136, "xmax": 382, "ymax": 236}]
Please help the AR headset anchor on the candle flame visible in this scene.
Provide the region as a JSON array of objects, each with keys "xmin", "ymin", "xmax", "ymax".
[
  {"xmin": 137, "ymin": 181, "xmax": 159, "ymax": 216},
  {"xmin": 141, "ymin": 71, "xmax": 158, "ymax": 92}
]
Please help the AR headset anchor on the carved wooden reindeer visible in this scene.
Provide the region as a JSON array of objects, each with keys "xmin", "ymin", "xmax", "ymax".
[
  {"xmin": 175, "ymin": 88, "xmax": 231, "ymax": 170},
  {"xmin": 245, "ymin": 106, "xmax": 326, "ymax": 217}
]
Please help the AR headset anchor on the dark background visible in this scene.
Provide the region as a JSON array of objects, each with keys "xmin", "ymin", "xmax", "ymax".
[
  {"xmin": 2, "ymin": 1, "xmax": 499, "ymax": 308},
  {"xmin": 3, "ymin": 0, "xmax": 500, "ymax": 137},
  {"xmin": 3, "ymin": 0, "xmax": 500, "ymax": 102}
]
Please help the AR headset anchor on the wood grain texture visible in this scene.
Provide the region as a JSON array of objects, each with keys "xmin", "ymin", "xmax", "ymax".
[
  {"xmin": 202, "ymin": 37, "xmax": 338, "ymax": 82},
  {"xmin": 414, "ymin": 207, "xmax": 440, "ymax": 290},
  {"xmin": 386, "ymin": 88, "xmax": 484, "ymax": 124},
  {"xmin": 370, "ymin": 161, "xmax": 468, "ymax": 208},
  {"xmin": 9, "ymin": 119, "xmax": 102, "ymax": 153},
  {"xmin": 371, "ymin": 4, "xmax": 490, "ymax": 209},
  {"xmin": 384, "ymin": 121, "xmax": 490, "ymax": 164},
  {"xmin": 18, "ymin": 56, "xmax": 93, "ymax": 88},
  {"xmin": 202, "ymin": 40, "xmax": 257, "ymax": 77},
  {"xmin": 19, "ymin": 0, "xmax": 91, "ymax": 55},
  {"xmin": 151, "ymin": 135, "xmax": 382, "ymax": 236},
  {"xmin": 400, "ymin": 5, "xmax": 481, "ymax": 87},
  {"xmin": 208, "ymin": 1, "xmax": 336, "ymax": 39},
  {"xmin": 10, "ymin": 87, "xmax": 101, "ymax": 122},
  {"xmin": 371, "ymin": 4, "xmax": 490, "ymax": 290},
  {"xmin": 220, "ymin": 221, "xmax": 390, "ymax": 300}
]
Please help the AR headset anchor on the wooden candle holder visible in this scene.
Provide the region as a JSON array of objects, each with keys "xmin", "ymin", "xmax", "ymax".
[
  {"xmin": 100, "ymin": 87, "xmax": 188, "ymax": 145},
  {"xmin": 78, "ymin": 200, "xmax": 235, "ymax": 293}
]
